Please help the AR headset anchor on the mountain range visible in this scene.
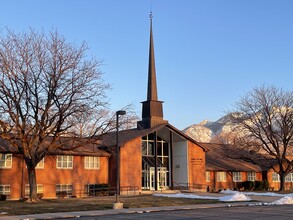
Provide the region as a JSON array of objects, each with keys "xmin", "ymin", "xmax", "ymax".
[{"xmin": 182, "ymin": 114, "xmax": 236, "ymax": 142}]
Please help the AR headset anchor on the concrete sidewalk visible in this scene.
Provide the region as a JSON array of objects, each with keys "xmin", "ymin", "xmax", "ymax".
[
  {"xmin": 0, "ymin": 203, "xmax": 250, "ymax": 220},
  {"xmin": 0, "ymin": 193, "xmax": 283, "ymax": 220}
]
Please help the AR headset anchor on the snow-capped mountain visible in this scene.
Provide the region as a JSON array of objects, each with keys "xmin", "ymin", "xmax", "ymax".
[{"xmin": 183, "ymin": 114, "xmax": 236, "ymax": 142}]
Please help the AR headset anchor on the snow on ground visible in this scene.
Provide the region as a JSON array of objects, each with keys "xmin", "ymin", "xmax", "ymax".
[
  {"xmin": 220, "ymin": 189, "xmax": 293, "ymax": 197},
  {"xmin": 154, "ymin": 192, "xmax": 251, "ymax": 202},
  {"xmin": 270, "ymin": 196, "xmax": 293, "ymax": 205},
  {"xmin": 219, "ymin": 192, "xmax": 251, "ymax": 202},
  {"xmin": 154, "ymin": 190, "xmax": 293, "ymax": 205},
  {"xmin": 153, "ymin": 193, "xmax": 217, "ymax": 200}
]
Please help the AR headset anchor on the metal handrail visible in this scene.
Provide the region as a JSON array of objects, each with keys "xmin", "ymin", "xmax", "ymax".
[{"xmin": 88, "ymin": 185, "xmax": 139, "ymax": 196}]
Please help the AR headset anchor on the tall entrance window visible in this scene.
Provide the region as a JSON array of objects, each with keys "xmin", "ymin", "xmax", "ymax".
[{"xmin": 142, "ymin": 134, "xmax": 170, "ymax": 190}]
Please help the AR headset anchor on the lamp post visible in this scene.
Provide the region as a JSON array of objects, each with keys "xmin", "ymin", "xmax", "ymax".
[{"xmin": 113, "ymin": 110, "xmax": 126, "ymax": 209}]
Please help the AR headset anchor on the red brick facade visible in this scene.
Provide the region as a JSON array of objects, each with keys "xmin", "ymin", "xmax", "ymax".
[{"xmin": 0, "ymin": 154, "xmax": 109, "ymax": 199}]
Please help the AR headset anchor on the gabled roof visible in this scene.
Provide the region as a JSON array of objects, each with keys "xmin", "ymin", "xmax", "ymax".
[
  {"xmin": 200, "ymin": 142, "xmax": 263, "ymax": 172},
  {"xmin": 98, "ymin": 123, "xmax": 208, "ymax": 152}
]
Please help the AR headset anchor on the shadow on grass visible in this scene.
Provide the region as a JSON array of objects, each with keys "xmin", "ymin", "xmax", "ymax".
[{"xmin": 0, "ymin": 195, "xmax": 220, "ymax": 215}]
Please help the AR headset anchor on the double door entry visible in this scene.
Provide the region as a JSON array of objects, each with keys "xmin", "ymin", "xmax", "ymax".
[{"xmin": 143, "ymin": 167, "xmax": 168, "ymax": 190}]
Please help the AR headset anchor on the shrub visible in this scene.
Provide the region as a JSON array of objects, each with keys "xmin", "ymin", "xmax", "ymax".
[
  {"xmin": 242, "ymin": 181, "xmax": 255, "ymax": 190},
  {"xmin": 0, "ymin": 195, "xmax": 7, "ymax": 201},
  {"xmin": 37, "ymin": 193, "xmax": 44, "ymax": 199},
  {"xmin": 57, "ymin": 191, "xmax": 67, "ymax": 198},
  {"xmin": 254, "ymin": 180, "xmax": 269, "ymax": 191},
  {"xmin": 254, "ymin": 181, "xmax": 262, "ymax": 190}
]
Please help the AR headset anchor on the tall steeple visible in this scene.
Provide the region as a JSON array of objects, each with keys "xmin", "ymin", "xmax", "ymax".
[
  {"xmin": 138, "ymin": 13, "xmax": 168, "ymax": 129},
  {"xmin": 147, "ymin": 12, "xmax": 158, "ymax": 101}
]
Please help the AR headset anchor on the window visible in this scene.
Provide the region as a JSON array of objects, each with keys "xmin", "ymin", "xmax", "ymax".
[
  {"xmin": 206, "ymin": 171, "xmax": 210, "ymax": 182},
  {"xmin": 285, "ymin": 173, "xmax": 293, "ymax": 182},
  {"xmin": 84, "ymin": 157, "xmax": 100, "ymax": 169},
  {"xmin": 233, "ymin": 172, "xmax": 242, "ymax": 182},
  {"xmin": 0, "ymin": 185, "xmax": 10, "ymax": 196},
  {"xmin": 247, "ymin": 172, "xmax": 256, "ymax": 181},
  {"xmin": 56, "ymin": 184, "xmax": 73, "ymax": 197},
  {"xmin": 25, "ymin": 184, "xmax": 44, "ymax": 197},
  {"xmin": 142, "ymin": 134, "xmax": 155, "ymax": 156},
  {"xmin": 272, "ymin": 172, "xmax": 280, "ymax": 182},
  {"xmin": 0, "ymin": 154, "xmax": 12, "ymax": 168},
  {"xmin": 216, "ymin": 172, "xmax": 226, "ymax": 182},
  {"xmin": 57, "ymin": 155, "xmax": 73, "ymax": 169},
  {"xmin": 36, "ymin": 158, "xmax": 45, "ymax": 169},
  {"xmin": 157, "ymin": 137, "xmax": 169, "ymax": 166}
]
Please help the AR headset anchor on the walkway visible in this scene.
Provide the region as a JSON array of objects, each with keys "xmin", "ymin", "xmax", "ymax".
[{"xmin": 0, "ymin": 192, "xmax": 283, "ymax": 220}]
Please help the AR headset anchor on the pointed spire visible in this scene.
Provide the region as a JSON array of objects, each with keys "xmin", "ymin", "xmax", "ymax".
[
  {"xmin": 137, "ymin": 12, "xmax": 168, "ymax": 129},
  {"xmin": 147, "ymin": 11, "xmax": 158, "ymax": 101}
]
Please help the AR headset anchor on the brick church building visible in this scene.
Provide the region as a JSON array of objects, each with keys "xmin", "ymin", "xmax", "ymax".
[{"xmin": 0, "ymin": 15, "xmax": 207, "ymax": 199}]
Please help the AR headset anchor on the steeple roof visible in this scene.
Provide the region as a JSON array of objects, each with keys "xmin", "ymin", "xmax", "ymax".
[
  {"xmin": 147, "ymin": 13, "xmax": 158, "ymax": 101},
  {"xmin": 138, "ymin": 13, "xmax": 168, "ymax": 129}
]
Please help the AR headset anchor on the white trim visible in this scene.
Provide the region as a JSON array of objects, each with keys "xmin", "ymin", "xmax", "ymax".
[
  {"xmin": 0, "ymin": 184, "xmax": 11, "ymax": 196},
  {"xmin": 247, "ymin": 172, "xmax": 256, "ymax": 181},
  {"xmin": 36, "ymin": 158, "xmax": 45, "ymax": 169},
  {"xmin": 0, "ymin": 153, "xmax": 12, "ymax": 169},
  {"xmin": 216, "ymin": 172, "xmax": 227, "ymax": 182},
  {"xmin": 84, "ymin": 156, "xmax": 100, "ymax": 170},
  {"xmin": 233, "ymin": 172, "xmax": 242, "ymax": 182},
  {"xmin": 56, "ymin": 155, "xmax": 73, "ymax": 169}
]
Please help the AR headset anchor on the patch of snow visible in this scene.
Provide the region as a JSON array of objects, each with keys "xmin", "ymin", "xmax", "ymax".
[
  {"xmin": 219, "ymin": 192, "xmax": 251, "ymax": 202},
  {"xmin": 220, "ymin": 189, "xmax": 288, "ymax": 197},
  {"xmin": 154, "ymin": 192, "xmax": 251, "ymax": 202},
  {"xmin": 154, "ymin": 192, "xmax": 293, "ymax": 205},
  {"xmin": 220, "ymin": 189, "xmax": 238, "ymax": 194},
  {"xmin": 270, "ymin": 196, "xmax": 293, "ymax": 205},
  {"xmin": 153, "ymin": 193, "xmax": 217, "ymax": 200}
]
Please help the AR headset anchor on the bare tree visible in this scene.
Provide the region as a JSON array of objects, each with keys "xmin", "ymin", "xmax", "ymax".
[
  {"xmin": 0, "ymin": 29, "xmax": 110, "ymax": 201},
  {"xmin": 229, "ymin": 85, "xmax": 293, "ymax": 191},
  {"xmin": 69, "ymin": 104, "xmax": 139, "ymax": 137}
]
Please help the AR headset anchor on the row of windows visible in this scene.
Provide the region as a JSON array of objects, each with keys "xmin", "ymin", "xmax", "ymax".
[
  {"xmin": 272, "ymin": 172, "xmax": 293, "ymax": 182},
  {"xmin": 0, "ymin": 154, "xmax": 100, "ymax": 170},
  {"xmin": 205, "ymin": 171, "xmax": 256, "ymax": 182},
  {"xmin": 207, "ymin": 171, "xmax": 293, "ymax": 183},
  {"xmin": 0, "ymin": 184, "xmax": 100, "ymax": 197},
  {"xmin": 0, "ymin": 184, "xmax": 73, "ymax": 197}
]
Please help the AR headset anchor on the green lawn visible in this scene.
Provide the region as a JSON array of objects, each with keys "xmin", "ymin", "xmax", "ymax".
[{"xmin": 0, "ymin": 195, "xmax": 220, "ymax": 216}]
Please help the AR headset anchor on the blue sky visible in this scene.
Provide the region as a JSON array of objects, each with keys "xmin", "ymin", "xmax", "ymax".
[{"xmin": 1, "ymin": 0, "xmax": 293, "ymax": 129}]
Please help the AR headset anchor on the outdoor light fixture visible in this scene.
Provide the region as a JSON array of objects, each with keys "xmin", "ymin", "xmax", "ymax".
[{"xmin": 113, "ymin": 110, "xmax": 126, "ymax": 209}]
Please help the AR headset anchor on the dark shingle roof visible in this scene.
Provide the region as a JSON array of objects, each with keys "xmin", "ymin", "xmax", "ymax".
[
  {"xmin": 97, "ymin": 123, "xmax": 207, "ymax": 152},
  {"xmin": 0, "ymin": 137, "xmax": 110, "ymax": 157},
  {"xmin": 200, "ymin": 142, "xmax": 263, "ymax": 172}
]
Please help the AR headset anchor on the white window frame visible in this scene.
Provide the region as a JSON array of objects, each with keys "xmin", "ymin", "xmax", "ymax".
[
  {"xmin": 56, "ymin": 155, "xmax": 73, "ymax": 169},
  {"xmin": 206, "ymin": 171, "xmax": 210, "ymax": 182},
  {"xmin": 25, "ymin": 184, "xmax": 44, "ymax": 197},
  {"xmin": 84, "ymin": 156, "xmax": 100, "ymax": 169},
  {"xmin": 233, "ymin": 172, "xmax": 242, "ymax": 182},
  {"xmin": 36, "ymin": 158, "xmax": 45, "ymax": 169},
  {"xmin": 285, "ymin": 173, "xmax": 293, "ymax": 182},
  {"xmin": 142, "ymin": 135, "xmax": 155, "ymax": 156},
  {"xmin": 216, "ymin": 172, "xmax": 226, "ymax": 182},
  {"xmin": 272, "ymin": 172, "xmax": 280, "ymax": 182},
  {"xmin": 56, "ymin": 184, "xmax": 73, "ymax": 196},
  {"xmin": 247, "ymin": 172, "xmax": 256, "ymax": 181},
  {"xmin": 0, "ymin": 153, "xmax": 12, "ymax": 169},
  {"xmin": 0, "ymin": 185, "xmax": 10, "ymax": 196}
]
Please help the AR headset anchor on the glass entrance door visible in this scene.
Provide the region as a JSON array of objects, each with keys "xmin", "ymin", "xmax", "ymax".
[
  {"xmin": 148, "ymin": 167, "xmax": 168, "ymax": 190},
  {"xmin": 158, "ymin": 167, "xmax": 167, "ymax": 190}
]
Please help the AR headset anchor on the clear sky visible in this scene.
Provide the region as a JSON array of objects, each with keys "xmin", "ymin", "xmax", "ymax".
[{"xmin": 1, "ymin": 0, "xmax": 293, "ymax": 130}]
